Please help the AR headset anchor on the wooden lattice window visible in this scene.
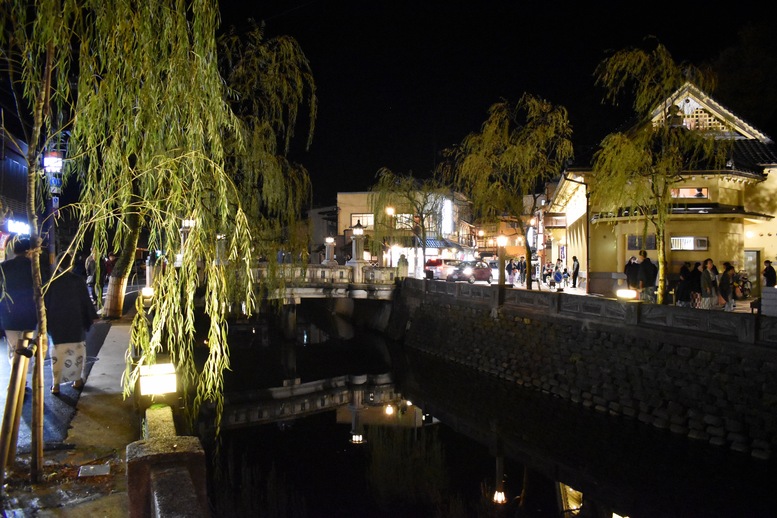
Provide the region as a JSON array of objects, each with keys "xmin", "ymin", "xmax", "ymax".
[{"xmin": 686, "ymin": 108, "xmax": 727, "ymax": 131}]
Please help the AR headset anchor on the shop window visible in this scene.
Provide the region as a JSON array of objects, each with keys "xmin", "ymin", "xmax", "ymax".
[
  {"xmin": 670, "ymin": 236, "xmax": 708, "ymax": 251},
  {"xmin": 350, "ymin": 214, "xmax": 374, "ymax": 229},
  {"xmin": 627, "ymin": 234, "xmax": 656, "ymax": 250}
]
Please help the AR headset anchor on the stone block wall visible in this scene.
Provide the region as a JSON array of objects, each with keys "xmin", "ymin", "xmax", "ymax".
[{"xmin": 396, "ymin": 279, "xmax": 777, "ymax": 460}]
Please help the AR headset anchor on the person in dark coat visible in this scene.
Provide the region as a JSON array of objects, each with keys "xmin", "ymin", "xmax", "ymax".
[
  {"xmin": 571, "ymin": 256, "xmax": 580, "ymax": 288},
  {"xmin": 0, "ymin": 237, "xmax": 37, "ymax": 365},
  {"xmin": 676, "ymin": 262, "xmax": 692, "ymax": 307},
  {"xmin": 719, "ymin": 264, "xmax": 735, "ymax": 312},
  {"xmin": 45, "ymin": 253, "xmax": 98, "ymax": 394},
  {"xmin": 624, "ymin": 256, "xmax": 640, "ymax": 289},
  {"xmin": 637, "ymin": 250, "xmax": 658, "ymax": 302},
  {"xmin": 689, "ymin": 262, "xmax": 703, "ymax": 308},
  {"xmin": 763, "ymin": 260, "xmax": 776, "ymax": 288}
]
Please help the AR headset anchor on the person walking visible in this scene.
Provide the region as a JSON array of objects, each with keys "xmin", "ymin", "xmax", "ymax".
[
  {"xmin": 763, "ymin": 260, "xmax": 776, "ymax": 288},
  {"xmin": 45, "ymin": 253, "xmax": 98, "ymax": 394},
  {"xmin": 0, "ymin": 237, "xmax": 37, "ymax": 365},
  {"xmin": 506, "ymin": 258, "xmax": 516, "ymax": 284},
  {"xmin": 85, "ymin": 248, "xmax": 98, "ymax": 304},
  {"xmin": 719, "ymin": 264, "xmax": 736, "ymax": 312},
  {"xmin": 711, "ymin": 260, "xmax": 720, "ymax": 307},
  {"xmin": 701, "ymin": 258, "xmax": 716, "ymax": 310},
  {"xmin": 624, "ymin": 256, "xmax": 640, "ymax": 289},
  {"xmin": 689, "ymin": 262, "xmax": 703, "ymax": 308},
  {"xmin": 637, "ymin": 250, "xmax": 658, "ymax": 303},
  {"xmin": 571, "ymin": 256, "xmax": 580, "ymax": 288},
  {"xmin": 518, "ymin": 256, "xmax": 527, "ymax": 285}
]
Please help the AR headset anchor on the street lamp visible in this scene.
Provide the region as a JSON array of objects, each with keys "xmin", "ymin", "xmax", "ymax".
[
  {"xmin": 43, "ymin": 150, "xmax": 63, "ymax": 269},
  {"xmin": 175, "ymin": 218, "xmax": 196, "ymax": 267},
  {"xmin": 323, "ymin": 236, "xmax": 337, "ymax": 266},
  {"xmin": 347, "ymin": 220, "xmax": 366, "ymax": 283}
]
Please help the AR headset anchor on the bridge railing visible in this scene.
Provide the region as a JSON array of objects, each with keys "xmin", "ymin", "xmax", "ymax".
[{"xmin": 253, "ymin": 263, "xmax": 398, "ymax": 286}]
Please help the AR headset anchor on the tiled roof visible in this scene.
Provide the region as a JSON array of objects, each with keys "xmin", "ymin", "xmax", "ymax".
[{"xmin": 732, "ymin": 139, "xmax": 777, "ymax": 170}]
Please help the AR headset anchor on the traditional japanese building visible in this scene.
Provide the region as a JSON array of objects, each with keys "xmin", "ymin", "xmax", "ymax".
[{"xmin": 549, "ymin": 83, "xmax": 777, "ymax": 297}]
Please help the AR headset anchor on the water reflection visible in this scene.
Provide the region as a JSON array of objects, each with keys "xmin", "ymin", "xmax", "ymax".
[{"xmin": 203, "ymin": 308, "xmax": 777, "ymax": 517}]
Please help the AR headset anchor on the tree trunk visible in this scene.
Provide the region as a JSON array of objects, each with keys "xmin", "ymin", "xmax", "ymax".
[
  {"xmin": 102, "ymin": 213, "xmax": 140, "ymax": 318},
  {"xmin": 656, "ymin": 224, "xmax": 666, "ymax": 305}
]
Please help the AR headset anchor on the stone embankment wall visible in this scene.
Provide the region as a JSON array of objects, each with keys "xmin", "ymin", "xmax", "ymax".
[{"xmin": 393, "ymin": 279, "xmax": 777, "ymax": 460}]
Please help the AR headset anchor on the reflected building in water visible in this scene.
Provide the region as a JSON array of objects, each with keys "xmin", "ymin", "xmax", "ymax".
[{"xmin": 200, "ymin": 300, "xmax": 776, "ymax": 517}]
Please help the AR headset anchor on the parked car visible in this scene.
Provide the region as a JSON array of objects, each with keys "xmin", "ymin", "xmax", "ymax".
[
  {"xmin": 446, "ymin": 260, "xmax": 493, "ymax": 284},
  {"xmin": 424, "ymin": 258, "xmax": 462, "ymax": 280}
]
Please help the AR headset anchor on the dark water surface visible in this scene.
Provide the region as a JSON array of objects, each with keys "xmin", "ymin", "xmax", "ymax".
[{"xmin": 203, "ymin": 317, "xmax": 777, "ymax": 518}]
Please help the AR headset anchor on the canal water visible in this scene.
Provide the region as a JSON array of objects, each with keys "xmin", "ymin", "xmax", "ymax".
[{"xmin": 202, "ymin": 310, "xmax": 777, "ymax": 517}]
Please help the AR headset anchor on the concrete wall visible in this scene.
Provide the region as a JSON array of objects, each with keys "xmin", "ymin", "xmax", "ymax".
[
  {"xmin": 127, "ymin": 404, "xmax": 209, "ymax": 518},
  {"xmin": 392, "ymin": 278, "xmax": 777, "ymax": 460}
]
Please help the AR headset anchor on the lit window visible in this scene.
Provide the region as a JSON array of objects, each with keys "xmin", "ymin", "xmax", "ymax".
[
  {"xmin": 350, "ymin": 214, "xmax": 374, "ymax": 229},
  {"xmin": 670, "ymin": 236, "xmax": 708, "ymax": 251},
  {"xmin": 671, "ymin": 187, "xmax": 708, "ymax": 199}
]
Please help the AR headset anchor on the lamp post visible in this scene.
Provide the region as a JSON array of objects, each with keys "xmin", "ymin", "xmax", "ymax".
[
  {"xmin": 323, "ymin": 236, "xmax": 337, "ymax": 266},
  {"xmin": 43, "ymin": 150, "xmax": 63, "ymax": 270},
  {"xmin": 346, "ymin": 220, "xmax": 366, "ymax": 283},
  {"xmin": 175, "ymin": 218, "xmax": 196, "ymax": 267}
]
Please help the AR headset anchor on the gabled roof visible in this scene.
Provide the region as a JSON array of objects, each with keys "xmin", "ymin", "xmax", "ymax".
[
  {"xmin": 568, "ymin": 83, "xmax": 777, "ymax": 174},
  {"xmin": 653, "ymin": 82, "xmax": 772, "ymax": 144}
]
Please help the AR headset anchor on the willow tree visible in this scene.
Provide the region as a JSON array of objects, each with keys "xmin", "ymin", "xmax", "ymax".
[
  {"xmin": 217, "ymin": 22, "xmax": 316, "ymax": 269},
  {"xmin": 368, "ymin": 168, "xmax": 449, "ymax": 276},
  {"xmin": 442, "ymin": 94, "xmax": 573, "ymax": 289},
  {"xmin": 0, "ymin": 0, "xmax": 83, "ymax": 478},
  {"xmin": 590, "ymin": 41, "xmax": 729, "ymax": 304},
  {"xmin": 68, "ymin": 0, "xmax": 315, "ymax": 433},
  {"xmin": 94, "ymin": 19, "xmax": 316, "ymax": 319}
]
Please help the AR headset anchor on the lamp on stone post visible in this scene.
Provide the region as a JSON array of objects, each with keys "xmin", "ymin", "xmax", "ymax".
[
  {"xmin": 323, "ymin": 236, "xmax": 337, "ymax": 266},
  {"xmin": 43, "ymin": 150, "xmax": 63, "ymax": 271},
  {"xmin": 346, "ymin": 220, "xmax": 366, "ymax": 283},
  {"xmin": 175, "ymin": 218, "xmax": 196, "ymax": 267}
]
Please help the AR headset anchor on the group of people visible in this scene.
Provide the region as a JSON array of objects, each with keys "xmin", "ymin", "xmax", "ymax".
[
  {"xmin": 0, "ymin": 237, "xmax": 99, "ymax": 394},
  {"xmin": 624, "ymin": 250, "xmax": 659, "ymax": 302},
  {"xmin": 85, "ymin": 248, "xmax": 117, "ymax": 304},
  {"xmin": 629, "ymin": 252, "xmax": 774, "ymax": 312},
  {"xmin": 674, "ymin": 258, "xmax": 742, "ymax": 311},
  {"xmin": 505, "ymin": 256, "xmax": 528, "ymax": 285},
  {"xmin": 505, "ymin": 255, "xmax": 580, "ymax": 289}
]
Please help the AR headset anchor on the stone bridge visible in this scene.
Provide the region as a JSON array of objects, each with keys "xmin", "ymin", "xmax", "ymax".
[{"xmin": 253, "ymin": 263, "xmax": 399, "ymax": 303}]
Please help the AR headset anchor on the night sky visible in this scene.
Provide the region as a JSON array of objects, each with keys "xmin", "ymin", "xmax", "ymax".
[{"xmin": 219, "ymin": 1, "xmax": 772, "ymax": 206}]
